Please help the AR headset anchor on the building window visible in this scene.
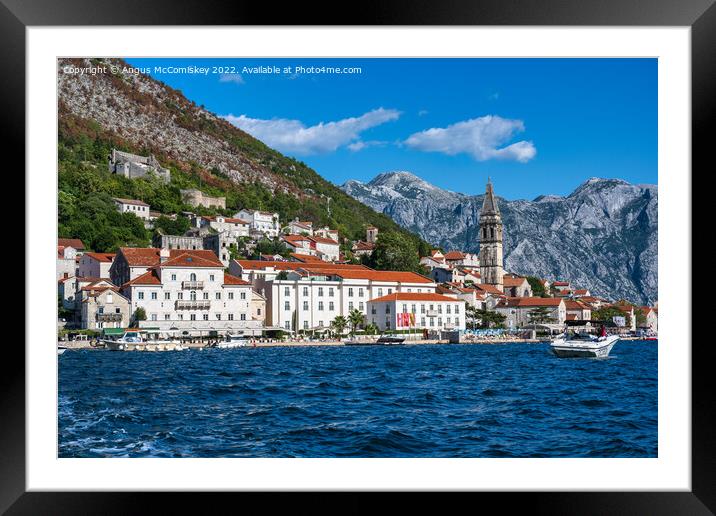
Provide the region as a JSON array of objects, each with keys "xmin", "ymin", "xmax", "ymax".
[
  {"xmin": 358, "ymin": 288, "xmax": 364, "ymax": 297},
  {"xmin": 402, "ymin": 304, "xmax": 407, "ymax": 313},
  {"xmin": 348, "ymin": 288, "xmax": 353, "ymax": 297},
  {"xmin": 447, "ymin": 317, "xmax": 451, "ymax": 325},
  {"xmin": 98, "ymin": 307, "xmax": 104, "ymax": 314},
  {"xmin": 190, "ymin": 273, "xmax": 197, "ymax": 281},
  {"xmin": 228, "ymin": 292, "xmax": 234, "ymax": 300},
  {"xmin": 371, "ymin": 306, "xmax": 376, "ymax": 314},
  {"xmin": 377, "ymin": 288, "xmax": 383, "ymax": 297},
  {"xmin": 421, "ymin": 317, "xmax": 426, "ymax": 327},
  {"xmin": 210, "ymin": 274, "xmax": 215, "ymax": 281},
  {"xmin": 228, "ymin": 314, "xmax": 234, "ymax": 321},
  {"xmin": 385, "ymin": 305, "xmax": 391, "ymax": 314},
  {"xmin": 164, "ymin": 314, "xmax": 170, "ymax": 320},
  {"xmin": 285, "ymin": 301, "xmax": 290, "ymax": 311},
  {"xmin": 455, "ymin": 304, "xmax": 460, "ymax": 314},
  {"xmin": 349, "ymin": 302, "xmax": 354, "ymax": 311},
  {"xmin": 359, "ymin": 302, "xmax": 364, "ymax": 311},
  {"xmin": 318, "ymin": 287, "xmax": 324, "ymax": 297},
  {"xmin": 190, "ymin": 291, "xmax": 197, "ymax": 301},
  {"xmin": 388, "ymin": 289, "xmax": 393, "ymax": 294},
  {"xmin": 216, "ymin": 292, "xmax": 221, "ymax": 300},
  {"xmin": 446, "ymin": 305, "xmax": 451, "ymax": 314},
  {"xmin": 240, "ymin": 313, "xmax": 246, "ymax": 321},
  {"xmin": 190, "ymin": 314, "xmax": 196, "ymax": 321},
  {"xmin": 303, "ymin": 321, "xmax": 308, "ymax": 329},
  {"xmin": 329, "ymin": 288, "xmax": 334, "ymax": 297},
  {"xmin": 138, "ymin": 292, "xmax": 144, "ymax": 300},
  {"xmin": 151, "ymin": 292, "xmax": 157, "ymax": 300},
  {"xmin": 318, "ymin": 302, "xmax": 324, "ymax": 311},
  {"xmin": 164, "ymin": 292, "xmax": 171, "ymax": 300},
  {"xmin": 303, "ymin": 301, "xmax": 309, "ymax": 311},
  {"xmin": 421, "ymin": 305, "xmax": 425, "ymax": 314},
  {"xmin": 216, "ymin": 314, "xmax": 221, "ymax": 320},
  {"xmin": 151, "ymin": 314, "xmax": 157, "ymax": 321},
  {"xmin": 240, "ymin": 292, "xmax": 246, "ymax": 300},
  {"xmin": 438, "ymin": 317, "xmax": 442, "ymax": 326},
  {"xmin": 329, "ymin": 302, "xmax": 335, "ymax": 311},
  {"xmin": 284, "ymin": 287, "xmax": 290, "ymax": 296},
  {"xmin": 454, "ymin": 317, "xmax": 460, "ymax": 327},
  {"xmin": 303, "ymin": 287, "xmax": 309, "ymax": 296},
  {"xmin": 285, "ymin": 321, "xmax": 290, "ymax": 330}
]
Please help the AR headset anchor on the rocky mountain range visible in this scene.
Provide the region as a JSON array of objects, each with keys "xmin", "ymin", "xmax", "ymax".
[{"xmin": 342, "ymin": 172, "xmax": 657, "ymax": 304}]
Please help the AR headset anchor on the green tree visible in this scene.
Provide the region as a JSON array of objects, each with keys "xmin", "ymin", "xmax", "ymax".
[
  {"xmin": 593, "ymin": 305, "xmax": 631, "ymax": 326},
  {"xmin": 331, "ymin": 315, "xmax": 348, "ymax": 337},
  {"xmin": 132, "ymin": 307, "xmax": 147, "ymax": 325},
  {"xmin": 528, "ymin": 306, "xmax": 556, "ymax": 325},
  {"xmin": 348, "ymin": 309, "xmax": 365, "ymax": 335},
  {"xmin": 368, "ymin": 231, "xmax": 423, "ymax": 273},
  {"xmin": 526, "ymin": 276, "xmax": 547, "ymax": 297},
  {"xmin": 364, "ymin": 322, "xmax": 379, "ymax": 335},
  {"xmin": 468, "ymin": 307, "xmax": 507, "ymax": 329},
  {"xmin": 154, "ymin": 215, "xmax": 190, "ymax": 235}
]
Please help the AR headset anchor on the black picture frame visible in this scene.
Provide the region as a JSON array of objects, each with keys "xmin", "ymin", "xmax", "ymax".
[{"xmin": 4, "ymin": 0, "xmax": 711, "ymax": 513}]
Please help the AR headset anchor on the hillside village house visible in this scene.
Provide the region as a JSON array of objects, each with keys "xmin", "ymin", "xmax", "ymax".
[
  {"xmin": 282, "ymin": 234, "xmax": 341, "ymax": 262},
  {"xmin": 114, "ymin": 198, "xmax": 151, "ymax": 220},
  {"xmin": 235, "ymin": 209, "xmax": 280, "ymax": 238},
  {"xmin": 367, "ymin": 292, "xmax": 466, "ymax": 332},
  {"xmin": 496, "ymin": 297, "xmax": 567, "ymax": 329},
  {"xmin": 153, "ymin": 232, "xmax": 204, "ymax": 251},
  {"xmin": 200, "ymin": 215, "xmax": 250, "ymax": 237},
  {"xmin": 313, "ymin": 227, "xmax": 339, "ymax": 242},
  {"xmin": 285, "ymin": 219, "xmax": 314, "ymax": 236},
  {"xmin": 58, "ymin": 276, "xmax": 79, "ymax": 310},
  {"xmin": 352, "ymin": 227, "xmax": 378, "ymax": 258},
  {"xmin": 79, "ymin": 285, "xmax": 130, "ymax": 331},
  {"xmin": 229, "ymin": 260, "xmax": 436, "ymax": 332},
  {"xmin": 444, "ymin": 251, "xmax": 479, "ymax": 268},
  {"xmin": 78, "ymin": 252, "xmax": 116, "ymax": 278},
  {"xmin": 119, "ymin": 250, "xmax": 258, "ymax": 336}
]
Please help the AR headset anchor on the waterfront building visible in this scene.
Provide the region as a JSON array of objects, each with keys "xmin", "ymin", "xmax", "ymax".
[
  {"xmin": 110, "ymin": 247, "xmax": 223, "ymax": 287},
  {"xmin": 119, "ymin": 251, "xmax": 258, "ymax": 336},
  {"xmin": 108, "ymin": 149, "xmax": 171, "ymax": 183},
  {"xmin": 229, "ymin": 260, "xmax": 435, "ymax": 332},
  {"xmin": 638, "ymin": 306, "xmax": 658, "ymax": 332},
  {"xmin": 58, "ymin": 275, "xmax": 79, "ymax": 310},
  {"xmin": 114, "ymin": 198, "xmax": 150, "ymax": 220},
  {"xmin": 502, "ymin": 275, "xmax": 532, "ymax": 297},
  {"xmin": 367, "ymin": 292, "xmax": 465, "ymax": 332},
  {"xmin": 563, "ymin": 299, "xmax": 592, "ymax": 321},
  {"xmin": 478, "ymin": 179, "xmax": 504, "ymax": 292},
  {"xmin": 180, "ymin": 189, "xmax": 226, "ymax": 209},
  {"xmin": 495, "ymin": 297, "xmax": 566, "ymax": 329},
  {"xmin": 79, "ymin": 285, "xmax": 130, "ymax": 331},
  {"xmin": 77, "ymin": 252, "xmax": 116, "ymax": 279},
  {"xmin": 235, "ymin": 209, "xmax": 280, "ymax": 237}
]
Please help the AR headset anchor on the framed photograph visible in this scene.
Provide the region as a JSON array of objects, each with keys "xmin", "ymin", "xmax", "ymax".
[{"xmin": 6, "ymin": 0, "xmax": 711, "ymax": 512}]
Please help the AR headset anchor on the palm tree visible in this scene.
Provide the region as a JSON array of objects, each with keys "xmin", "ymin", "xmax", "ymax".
[
  {"xmin": 364, "ymin": 323, "xmax": 379, "ymax": 335},
  {"xmin": 348, "ymin": 308, "xmax": 365, "ymax": 335},
  {"xmin": 331, "ymin": 315, "xmax": 348, "ymax": 337}
]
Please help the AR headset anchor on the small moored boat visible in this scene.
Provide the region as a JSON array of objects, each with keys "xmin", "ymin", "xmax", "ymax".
[
  {"xmin": 376, "ymin": 335, "xmax": 406, "ymax": 344},
  {"xmin": 102, "ymin": 330, "xmax": 185, "ymax": 352},
  {"xmin": 57, "ymin": 345, "xmax": 67, "ymax": 355},
  {"xmin": 214, "ymin": 334, "xmax": 249, "ymax": 349},
  {"xmin": 550, "ymin": 330, "xmax": 620, "ymax": 358}
]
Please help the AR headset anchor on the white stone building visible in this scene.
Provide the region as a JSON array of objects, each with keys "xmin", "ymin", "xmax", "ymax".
[
  {"xmin": 367, "ymin": 292, "xmax": 465, "ymax": 332},
  {"xmin": 114, "ymin": 198, "xmax": 150, "ymax": 220},
  {"xmin": 229, "ymin": 260, "xmax": 435, "ymax": 332},
  {"xmin": 119, "ymin": 250, "xmax": 259, "ymax": 336},
  {"xmin": 110, "ymin": 247, "xmax": 224, "ymax": 288},
  {"xmin": 235, "ymin": 209, "xmax": 280, "ymax": 237},
  {"xmin": 79, "ymin": 286, "xmax": 130, "ymax": 331},
  {"xmin": 285, "ymin": 219, "xmax": 314, "ymax": 236},
  {"xmin": 78, "ymin": 252, "xmax": 116, "ymax": 279}
]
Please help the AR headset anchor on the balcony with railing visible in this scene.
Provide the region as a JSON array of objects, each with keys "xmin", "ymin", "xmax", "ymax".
[
  {"xmin": 96, "ymin": 312, "xmax": 123, "ymax": 322},
  {"xmin": 182, "ymin": 281, "xmax": 204, "ymax": 289},
  {"xmin": 175, "ymin": 300, "xmax": 211, "ymax": 310}
]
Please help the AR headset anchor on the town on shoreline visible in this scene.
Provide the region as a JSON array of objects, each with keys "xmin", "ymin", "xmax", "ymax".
[{"xmin": 58, "ymin": 150, "xmax": 658, "ymax": 348}]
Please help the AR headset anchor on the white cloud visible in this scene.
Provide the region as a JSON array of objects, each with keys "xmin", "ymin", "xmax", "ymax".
[
  {"xmin": 404, "ymin": 115, "xmax": 536, "ymax": 163},
  {"xmin": 222, "ymin": 108, "xmax": 400, "ymax": 155},
  {"xmin": 219, "ymin": 73, "xmax": 245, "ymax": 85},
  {"xmin": 418, "ymin": 109, "xmax": 429, "ymax": 116},
  {"xmin": 347, "ymin": 140, "xmax": 388, "ymax": 152}
]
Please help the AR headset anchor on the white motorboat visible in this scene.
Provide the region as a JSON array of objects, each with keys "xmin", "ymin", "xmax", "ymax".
[
  {"xmin": 214, "ymin": 334, "xmax": 249, "ymax": 349},
  {"xmin": 57, "ymin": 346, "xmax": 67, "ymax": 355},
  {"xmin": 102, "ymin": 331, "xmax": 185, "ymax": 352},
  {"xmin": 550, "ymin": 333, "xmax": 620, "ymax": 358}
]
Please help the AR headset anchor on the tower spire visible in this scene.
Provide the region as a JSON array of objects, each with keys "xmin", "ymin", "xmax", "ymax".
[{"xmin": 482, "ymin": 177, "xmax": 500, "ymax": 215}]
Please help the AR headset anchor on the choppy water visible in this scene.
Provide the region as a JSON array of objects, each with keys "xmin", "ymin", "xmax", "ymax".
[{"xmin": 58, "ymin": 341, "xmax": 657, "ymax": 457}]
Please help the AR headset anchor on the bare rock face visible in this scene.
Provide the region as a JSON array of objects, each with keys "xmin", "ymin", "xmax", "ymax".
[{"xmin": 343, "ymin": 172, "xmax": 658, "ymax": 304}]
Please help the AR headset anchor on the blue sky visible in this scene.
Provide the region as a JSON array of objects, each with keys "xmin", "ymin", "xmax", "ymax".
[{"xmin": 126, "ymin": 58, "xmax": 657, "ymax": 200}]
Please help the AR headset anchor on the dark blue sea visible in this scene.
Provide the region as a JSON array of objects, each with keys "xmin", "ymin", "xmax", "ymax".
[{"xmin": 58, "ymin": 341, "xmax": 657, "ymax": 458}]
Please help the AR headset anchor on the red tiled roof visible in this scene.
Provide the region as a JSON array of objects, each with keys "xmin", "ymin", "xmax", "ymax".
[
  {"xmin": 311, "ymin": 268, "xmax": 433, "ymax": 284},
  {"xmin": 83, "ymin": 252, "xmax": 116, "ymax": 263},
  {"xmin": 352, "ymin": 241, "xmax": 375, "ymax": 251},
  {"xmin": 370, "ymin": 292, "xmax": 459, "ymax": 303},
  {"xmin": 119, "ymin": 248, "xmax": 222, "ymax": 267},
  {"xmin": 122, "ymin": 269, "xmax": 161, "ymax": 287},
  {"xmin": 503, "ymin": 276, "xmax": 527, "ymax": 287},
  {"xmin": 573, "ymin": 289, "xmax": 589, "ymax": 295},
  {"xmin": 552, "ymin": 281, "xmax": 570, "ymax": 287},
  {"xmin": 223, "ymin": 273, "xmax": 250, "ymax": 286},
  {"xmin": 474, "ymin": 284, "xmax": 506, "ymax": 296},
  {"xmin": 204, "ymin": 216, "xmax": 249, "ymax": 224},
  {"xmin": 290, "ymin": 253, "xmax": 324, "ymax": 263},
  {"xmin": 160, "ymin": 252, "xmax": 224, "ymax": 268},
  {"xmin": 564, "ymin": 299, "xmax": 589, "ymax": 310},
  {"xmin": 444, "ymin": 251, "xmax": 466, "ymax": 260},
  {"xmin": 58, "ymin": 238, "xmax": 85, "ymax": 250},
  {"xmin": 310, "ymin": 235, "xmax": 339, "ymax": 245}
]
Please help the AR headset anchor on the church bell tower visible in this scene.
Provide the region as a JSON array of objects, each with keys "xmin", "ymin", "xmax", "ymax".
[{"xmin": 479, "ymin": 178, "xmax": 504, "ymax": 292}]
